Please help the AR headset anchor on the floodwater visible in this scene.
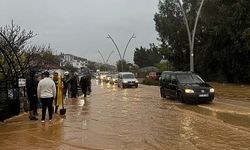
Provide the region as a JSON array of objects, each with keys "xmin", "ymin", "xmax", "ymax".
[{"xmin": 0, "ymin": 81, "xmax": 250, "ymax": 149}]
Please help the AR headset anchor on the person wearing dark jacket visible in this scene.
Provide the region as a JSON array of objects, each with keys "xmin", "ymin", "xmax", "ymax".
[
  {"xmin": 86, "ymin": 74, "xmax": 92, "ymax": 95},
  {"xmin": 26, "ymin": 70, "xmax": 39, "ymax": 120},
  {"xmin": 70, "ymin": 73, "xmax": 78, "ymax": 98},
  {"xmin": 80, "ymin": 75, "xmax": 89, "ymax": 98}
]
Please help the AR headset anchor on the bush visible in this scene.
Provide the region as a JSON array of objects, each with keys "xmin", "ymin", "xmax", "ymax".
[{"xmin": 142, "ymin": 79, "xmax": 159, "ymax": 86}]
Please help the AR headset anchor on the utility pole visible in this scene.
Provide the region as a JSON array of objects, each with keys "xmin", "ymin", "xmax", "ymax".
[
  {"xmin": 106, "ymin": 34, "xmax": 135, "ymax": 72},
  {"xmin": 178, "ymin": 0, "xmax": 205, "ymax": 72}
]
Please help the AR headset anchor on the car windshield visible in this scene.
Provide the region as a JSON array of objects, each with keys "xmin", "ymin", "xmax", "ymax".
[
  {"xmin": 176, "ymin": 74, "xmax": 204, "ymax": 84},
  {"xmin": 123, "ymin": 74, "xmax": 135, "ymax": 79}
]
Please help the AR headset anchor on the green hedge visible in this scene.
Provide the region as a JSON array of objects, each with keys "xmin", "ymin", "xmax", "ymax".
[{"xmin": 142, "ymin": 79, "xmax": 159, "ymax": 86}]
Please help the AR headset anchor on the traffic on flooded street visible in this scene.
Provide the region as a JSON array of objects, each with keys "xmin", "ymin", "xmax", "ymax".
[
  {"xmin": 0, "ymin": 80, "xmax": 250, "ymax": 150},
  {"xmin": 1, "ymin": 0, "xmax": 250, "ymax": 149}
]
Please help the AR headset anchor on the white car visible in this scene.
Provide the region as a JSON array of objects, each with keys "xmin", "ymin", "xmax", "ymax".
[
  {"xmin": 117, "ymin": 72, "xmax": 138, "ymax": 88},
  {"xmin": 110, "ymin": 74, "xmax": 118, "ymax": 84}
]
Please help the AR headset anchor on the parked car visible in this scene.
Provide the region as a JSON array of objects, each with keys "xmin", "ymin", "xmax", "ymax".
[
  {"xmin": 159, "ymin": 71, "xmax": 215, "ymax": 104},
  {"xmin": 146, "ymin": 72, "xmax": 161, "ymax": 80},
  {"xmin": 118, "ymin": 72, "xmax": 138, "ymax": 88}
]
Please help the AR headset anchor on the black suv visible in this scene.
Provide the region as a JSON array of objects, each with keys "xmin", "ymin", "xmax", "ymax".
[{"xmin": 159, "ymin": 71, "xmax": 215, "ymax": 104}]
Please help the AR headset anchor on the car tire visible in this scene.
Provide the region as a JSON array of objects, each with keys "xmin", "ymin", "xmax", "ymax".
[
  {"xmin": 160, "ymin": 88, "xmax": 166, "ymax": 98},
  {"xmin": 135, "ymin": 85, "xmax": 138, "ymax": 88},
  {"xmin": 177, "ymin": 92, "xmax": 184, "ymax": 103}
]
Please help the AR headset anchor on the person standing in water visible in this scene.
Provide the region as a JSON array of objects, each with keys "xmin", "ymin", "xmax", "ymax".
[
  {"xmin": 37, "ymin": 71, "xmax": 56, "ymax": 123},
  {"xmin": 26, "ymin": 70, "xmax": 39, "ymax": 120},
  {"xmin": 52, "ymin": 72, "xmax": 63, "ymax": 113}
]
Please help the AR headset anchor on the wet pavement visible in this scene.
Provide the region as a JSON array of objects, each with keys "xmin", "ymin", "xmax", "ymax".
[{"xmin": 0, "ymin": 80, "xmax": 250, "ymax": 149}]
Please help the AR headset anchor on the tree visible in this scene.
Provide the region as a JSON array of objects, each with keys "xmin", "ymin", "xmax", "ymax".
[
  {"xmin": 154, "ymin": 0, "xmax": 250, "ymax": 83},
  {"xmin": 86, "ymin": 61, "xmax": 97, "ymax": 71},
  {"xmin": 155, "ymin": 62, "xmax": 173, "ymax": 72},
  {"xmin": 0, "ymin": 20, "xmax": 36, "ymax": 50},
  {"xmin": 195, "ymin": 0, "xmax": 250, "ymax": 82},
  {"xmin": 26, "ymin": 45, "xmax": 60, "ymax": 71},
  {"xmin": 116, "ymin": 60, "xmax": 129, "ymax": 72},
  {"xmin": 133, "ymin": 43, "xmax": 162, "ymax": 68},
  {"xmin": 0, "ymin": 21, "xmax": 36, "ymax": 77},
  {"xmin": 154, "ymin": 0, "xmax": 191, "ymax": 71}
]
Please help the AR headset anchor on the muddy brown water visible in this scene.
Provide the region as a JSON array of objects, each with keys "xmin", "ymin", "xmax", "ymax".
[{"xmin": 0, "ymin": 80, "xmax": 250, "ymax": 149}]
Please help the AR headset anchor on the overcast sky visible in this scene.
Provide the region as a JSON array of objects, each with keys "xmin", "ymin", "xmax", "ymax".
[{"xmin": 0, "ymin": 0, "xmax": 159, "ymax": 65}]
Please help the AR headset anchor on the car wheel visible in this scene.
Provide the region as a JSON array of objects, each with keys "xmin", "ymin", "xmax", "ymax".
[
  {"xmin": 135, "ymin": 85, "xmax": 138, "ymax": 88},
  {"xmin": 177, "ymin": 92, "xmax": 184, "ymax": 103},
  {"xmin": 160, "ymin": 88, "xmax": 166, "ymax": 98}
]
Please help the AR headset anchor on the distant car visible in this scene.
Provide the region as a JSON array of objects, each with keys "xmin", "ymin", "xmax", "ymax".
[
  {"xmin": 159, "ymin": 71, "xmax": 215, "ymax": 104},
  {"xmin": 110, "ymin": 74, "xmax": 118, "ymax": 84},
  {"xmin": 100, "ymin": 74, "xmax": 107, "ymax": 81},
  {"xmin": 146, "ymin": 72, "xmax": 161, "ymax": 80},
  {"xmin": 118, "ymin": 72, "xmax": 138, "ymax": 88},
  {"xmin": 105, "ymin": 75, "xmax": 112, "ymax": 82}
]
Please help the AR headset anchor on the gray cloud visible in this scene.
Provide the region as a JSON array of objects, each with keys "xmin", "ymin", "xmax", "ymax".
[{"xmin": 0, "ymin": 0, "xmax": 159, "ymax": 65}]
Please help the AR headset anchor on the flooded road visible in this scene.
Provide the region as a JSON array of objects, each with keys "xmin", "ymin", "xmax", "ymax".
[{"xmin": 0, "ymin": 81, "xmax": 250, "ymax": 149}]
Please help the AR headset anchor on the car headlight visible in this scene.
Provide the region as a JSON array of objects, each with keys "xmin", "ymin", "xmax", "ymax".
[
  {"xmin": 123, "ymin": 81, "xmax": 128, "ymax": 83},
  {"xmin": 210, "ymin": 88, "xmax": 215, "ymax": 93},
  {"xmin": 135, "ymin": 80, "xmax": 139, "ymax": 83},
  {"xmin": 185, "ymin": 89, "xmax": 194, "ymax": 93}
]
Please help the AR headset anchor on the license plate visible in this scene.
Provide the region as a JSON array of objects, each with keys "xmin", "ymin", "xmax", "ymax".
[{"xmin": 199, "ymin": 94, "xmax": 209, "ymax": 97}]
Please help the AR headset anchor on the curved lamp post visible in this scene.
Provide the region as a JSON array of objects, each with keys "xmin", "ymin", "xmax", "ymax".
[
  {"xmin": 97, "ymin": 50, "xmax": 114, "ymax": 71},
  {"xmin": 178, "ymin": 0, "xmax": 205, "ymax": 72},
  {"xmin": 106, "ymin": 34, "xmax": 136, "ymax": 72}
]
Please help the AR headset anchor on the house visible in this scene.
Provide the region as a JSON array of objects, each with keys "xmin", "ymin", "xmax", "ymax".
[{"xmin": 60, "ymin": 54, "xmax": 88, "ymax": 69}]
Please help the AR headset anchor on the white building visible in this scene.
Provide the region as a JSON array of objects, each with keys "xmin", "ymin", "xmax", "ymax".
[{"xmin": 61, "ymin": 54, "xmax": 88, "ymax": 69}]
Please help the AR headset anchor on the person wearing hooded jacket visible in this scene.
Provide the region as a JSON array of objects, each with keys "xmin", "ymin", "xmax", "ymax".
[
  {"xmin": 26, "ymin": 70, "xmax": 39, "ymax": 120},
  {"xmin": 80, "ymin": 74, "xmax": 89, "ymax": 98},
  {"xmin": 70, "ymin": 72, "xmax": 78, "ymax": 98}
]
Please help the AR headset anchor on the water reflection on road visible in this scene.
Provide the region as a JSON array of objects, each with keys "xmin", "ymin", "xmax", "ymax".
[
  {"xmin": 0, "ymin": 80, "xmax": 250, "ymax": 149},
  {"xmin": 83, "ymin": 80, "xmax": 250, "ymax": 149},
  {"xmin": 177, "ymin": 104, "xmax": 250, "ymax": 129}
]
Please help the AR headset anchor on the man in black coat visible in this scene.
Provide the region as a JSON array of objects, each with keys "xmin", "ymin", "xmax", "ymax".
[
  {"xmin": 70, "ymin": 73, "xmax": 78, "ymax": 98},
  {"xmin": 80, "ymin": 75, "xmax": 89, "ymax": 98},
  {"xmin": 26, "ymin": 70, "xmax": 39, "ymax": 120}
]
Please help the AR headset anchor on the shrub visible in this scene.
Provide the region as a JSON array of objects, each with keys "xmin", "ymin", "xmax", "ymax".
[{"xmin": 142, "ymin": 79, "xmax": 159, "ymax": 86}]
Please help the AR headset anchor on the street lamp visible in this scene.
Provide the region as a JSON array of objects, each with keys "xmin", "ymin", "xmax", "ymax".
[
  {"xmin": 97, "ymin": 50, "xmax": 114, "ymax": 71},
  {"xmin": 178, "ymin": 0, "xmax": 205, "ymax": 72},
  {"xmin": 106, "ymin": 34, "xmax": 136, "ymax": 72}
]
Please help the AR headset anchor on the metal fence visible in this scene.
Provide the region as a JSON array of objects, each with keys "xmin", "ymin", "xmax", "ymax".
[
  {"xmin": 0, "ymin": 79, "xmax": 20, "ymax": 121},
  {"xmin": 0, "ymin": 33, "xmax": 25, "ymax": 121}
]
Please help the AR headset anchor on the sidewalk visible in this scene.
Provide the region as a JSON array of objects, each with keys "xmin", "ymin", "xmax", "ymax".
[{"xmin": 0, "ymin": 96, "xmax": 92, "ymax": 150}]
